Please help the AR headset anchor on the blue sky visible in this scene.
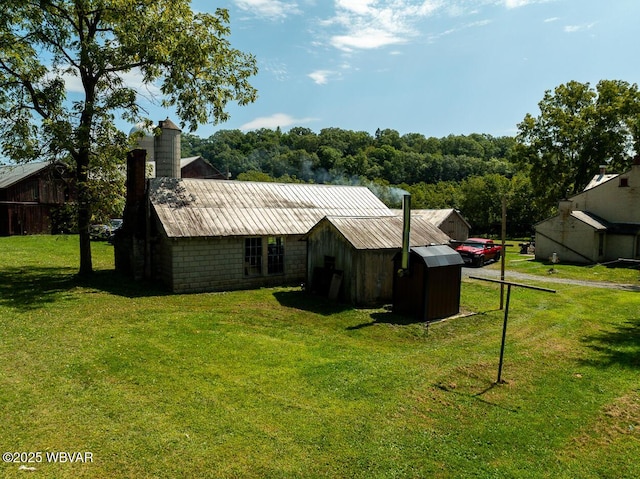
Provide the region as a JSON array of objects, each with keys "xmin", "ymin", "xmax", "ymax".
[{"xmin": 139, "ymin": 0, "xmax": 640, "ymax": 138}]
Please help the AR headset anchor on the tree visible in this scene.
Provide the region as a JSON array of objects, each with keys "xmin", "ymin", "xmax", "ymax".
[
  {"xmin": 514, "ymin": 80, "xmax": 640, "ymax": 209},
  {"xmin": 0, "ymin": 0, "xmax": 257, "ymax": 275}
]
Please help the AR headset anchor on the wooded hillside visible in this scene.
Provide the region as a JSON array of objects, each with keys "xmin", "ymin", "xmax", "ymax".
[{"xmin": 181, "ymin": 128, "xmax": 549, "ymax": 236}]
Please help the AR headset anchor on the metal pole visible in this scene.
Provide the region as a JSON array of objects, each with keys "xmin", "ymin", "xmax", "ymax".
[
  {"xmin": 500, "ymin": 195, "xmax": 506, "ymax": 309},
  {"xmin": 497, "ymin": 283, "xmax": 511, "ymax": 384}
]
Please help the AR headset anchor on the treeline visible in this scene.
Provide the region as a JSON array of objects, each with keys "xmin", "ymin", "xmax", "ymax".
[{"xmin": 181, "ymin": 127, "xmax": 547, "ymax": 237}]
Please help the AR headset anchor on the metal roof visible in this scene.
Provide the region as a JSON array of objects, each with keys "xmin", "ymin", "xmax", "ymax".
[
  {"xmin": 0, "ymin": 162, "xmax": 51, "ymax": 189},
  {"xmin": 411, "ymin": 245, "xmax": 464, "ymax": 267},
  {"xmin": 308, "ymin": 215, "xmax": 451, "ymax": 250},
  {"xmin": 150, "ymin": 178, "xmax": 394, "ymax": 238},
  {"xmin": 584, "ymin": 173, "xmax": 618, "ymax": 191},
  {"xmin": 392, "ymin": 208, "xmax": 471, "ymax": 228},
  {"xmin": 571, "ymin": 211, "xmax": 609, "ymax": 230}
]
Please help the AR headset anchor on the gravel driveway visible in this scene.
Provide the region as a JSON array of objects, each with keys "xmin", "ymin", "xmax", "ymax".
[{"xmin": 463, "ymin": 266, "xmax": 640, "ymax": 292}]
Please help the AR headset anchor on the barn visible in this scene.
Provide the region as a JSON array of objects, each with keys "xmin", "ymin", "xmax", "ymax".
[
  {"xmin": 115, "ymin": 150, "xmax": 394, "ymax": 293},
  {"xmin": 303, "ymin": 215, "xmax": 451, "ymax": 305},
  {"xmin": 0, "ymin": 162, "xmax": 71, "ymax": 236}
]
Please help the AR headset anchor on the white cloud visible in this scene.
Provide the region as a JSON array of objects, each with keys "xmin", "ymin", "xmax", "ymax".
[
  {"xmin": 240, "ymin": 113, "xmax": 316, "ymax": 130},
  {"xmin": 60, "ymin": 68, "xmax": 161, "ymax": 99},
  {"xmin": 504, "ymin": 0, "xmax": 532, "ymax": 8},
  {"xmin": 325, "ymin": 0, "xmax": 444, "ymax": 52},
  {"xmin": 564, "ymin": 22, "xmax": 596, "ymax": 33},
  {"xmin": 234, "ymin": 0, "xmax": 301, "ymax": 20},
  {"xmin": 308, "ymin": 70, "xmax": 334, "ymax": 85}
]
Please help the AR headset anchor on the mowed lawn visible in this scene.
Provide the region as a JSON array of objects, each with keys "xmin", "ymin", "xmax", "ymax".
[{"xmin": 0, "ymin": 236, "xmax": 638, "ymax": 478}]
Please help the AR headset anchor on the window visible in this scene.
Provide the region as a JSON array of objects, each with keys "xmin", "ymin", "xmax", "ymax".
[
  {"xmin": 267, "ymin": 237, "xmax": 285, "ymax": 274},
  {"xmin": 244, "ymin": 237, "xmax": 262, "ymax": 276},
  {"xmin": 598, "ymin": 232, "xmax": 605, "ymax": 257},
  {"xmin": 619, "ymin": 177, "xmax": 629, "ymax": 187}
]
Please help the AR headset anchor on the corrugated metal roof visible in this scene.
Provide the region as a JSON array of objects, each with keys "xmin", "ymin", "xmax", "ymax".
[
  {"xmin": 392, "ymin": 208, "xmax": 471, "ymax": 228},
  {"xmin": 150, "ymin": 178, "xmax": 395, "ymax": 238},
  {"xmin": 0, "ymin": 162, "xmax": 50, "ymax": 189},
  {"xmin": 309, "ymin": 215, "xmax": 451, "ymax": 250}
]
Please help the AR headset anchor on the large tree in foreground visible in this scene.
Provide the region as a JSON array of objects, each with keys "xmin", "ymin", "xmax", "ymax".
[
  {"xmin": 0, "ymin": 0, "xmax": 257, "ymax": 275},
  {"xmin": 514, "ymin": 79, "xmax": 640, "ymax": 210}
]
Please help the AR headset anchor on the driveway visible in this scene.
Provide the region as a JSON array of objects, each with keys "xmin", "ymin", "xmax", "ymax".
[{"xmin": 463, "ymin": 266, "xmax": 640, "ymax": 292}]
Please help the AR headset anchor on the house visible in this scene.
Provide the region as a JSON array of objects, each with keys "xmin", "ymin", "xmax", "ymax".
[
  {"xmin": 0, "ymin": 162, "xmax": 71, "ymax": 236},
  {"xmin": 115, "ymin": 149, "xmax": 394, "ymax": 293},
  {"xmin": 534, "ymin": 157, "xmax": 640, "ymax": 264},
  {"xmin": 303, "ymin": 215, "xmax": 451, "ymax": 305}
]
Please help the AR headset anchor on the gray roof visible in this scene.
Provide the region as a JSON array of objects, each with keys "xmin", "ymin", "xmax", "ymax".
[
  {"xmin": 584, "ymin": 173, "xmax": 618, "ymax": 191},
  {"xmin": 392, "ymin": 208, "xmax": 471, "ymax": 228},
  {"xmin": 307, "ymin": 215, "xmax": 451, "ymax": 250},
  {"xmin": 0, "ymin": 162, "xmax": 50, "ymax": 189},
  {"xmin": 150, "ymin": 178, "xmax": 394, "ymax": 238},
  {"xmin": 411, "ymin": 245, "xmax": 464, "ymax": 267},
  {"xmin": 571, "ymin": 211, "xmax": 609, "ymax": 230}
]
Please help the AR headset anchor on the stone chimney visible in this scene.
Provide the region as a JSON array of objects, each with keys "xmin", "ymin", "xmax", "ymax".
[
  {"xmin": 114, "ymin": 148, "xmax": 148, "ymax": 280},
  {"xmin": 155, "ymin": 118, "xmax": 181, "ymax": 178},
  {"xmin": 558, "ymin": 199, "xmax": 573, "ymax": 220}
]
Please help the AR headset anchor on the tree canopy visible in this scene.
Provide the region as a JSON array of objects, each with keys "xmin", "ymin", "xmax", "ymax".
[
  {"xmin": 0, "ymin": 0, "xmax": 257, "ymax": 274},
  {"xmin": 514, "ymin": 79, "xmax": 640, "ymax": 209}
]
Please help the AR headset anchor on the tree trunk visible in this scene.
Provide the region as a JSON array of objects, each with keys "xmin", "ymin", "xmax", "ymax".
[{"xmin": 76, "ymin": 155, "xmax": 93, "ymax": 276}]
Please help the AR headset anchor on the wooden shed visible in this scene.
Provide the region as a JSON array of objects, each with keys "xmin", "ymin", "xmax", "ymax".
[
  {"xmin": 303, "ymin": 215, "xmax": 451, "ymax": 305},
  {"xmin": 407, "ymin": 209, "xmax": 470, "ymax": 241},
  {"xmin": 0, "ymin": 162, "xmax": 71, "ymax": 236},
  {"xmin": 393, "ymin": 245, "xmax": 464, "ymax": 321}
]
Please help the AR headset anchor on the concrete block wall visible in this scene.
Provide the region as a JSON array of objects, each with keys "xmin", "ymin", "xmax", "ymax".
[{"xmin": 166, "ymin": 235, "xmax": 308, "ymax": 293}]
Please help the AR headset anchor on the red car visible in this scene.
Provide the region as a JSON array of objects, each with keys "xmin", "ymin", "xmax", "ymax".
[{"xmin": 455, "ymin": 238, "xmax": 502, "ymax": 267}]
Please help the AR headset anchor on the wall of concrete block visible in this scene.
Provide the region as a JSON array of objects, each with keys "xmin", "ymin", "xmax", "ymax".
[{"xmin": 163, "ymin": 235, "xmax": 307, "ymax": 293}]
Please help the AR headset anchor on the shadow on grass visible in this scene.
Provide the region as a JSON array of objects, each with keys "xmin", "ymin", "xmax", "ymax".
[
  {"xmin": 347, "ymin": 310, "xmax": 429, "ymax": 330},
  {"xmin": 580, "ymin": 318, "xmax": 640, "ymax": 369},
  {"xmin": 0, "ymin": 266, "xmax": 168, "ymax": 311},
  {"xmin": 273, "ymin": 290, "xmax": 354, "ymax": 316}
]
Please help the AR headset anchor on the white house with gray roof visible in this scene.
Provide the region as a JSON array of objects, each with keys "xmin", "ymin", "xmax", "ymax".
[{"xmin": 534, "ymin": 157, "xmax": 640, "ymax": 264}]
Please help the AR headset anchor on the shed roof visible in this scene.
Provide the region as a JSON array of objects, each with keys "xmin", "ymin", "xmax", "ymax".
[
  {"xmin": 0, "ymin": 162, "xmax": 51, "ymax": 189},
  {"xmin": 150, "ymin": 178, "xmax": 394, "ymax": 238},
  {"xmin": 411, "ymin": 245, "xmax": 464, "ymax": 267},
  {"xmin": 392, "ymin": 208, "xmax": 471, "ymax": 228},
  {"xmin": 305, "ymin": 215, "xmax": 451, "ymax": 250}
]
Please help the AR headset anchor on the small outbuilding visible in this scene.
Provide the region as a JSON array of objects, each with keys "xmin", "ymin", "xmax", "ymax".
[
  {"xmin": 303, "ymin": 215, "xmax": 451, "ymax": 305},
  {"xmin": 393, "ymin": 245, "xmax": 464, "ymax": 321},
  {"xmin": 0, "ymin": 162, "xmax": 72, "ymax": 236},
  {"xmin": 409, "ymin": 209, "xmax": 470, "ymax": 242}
]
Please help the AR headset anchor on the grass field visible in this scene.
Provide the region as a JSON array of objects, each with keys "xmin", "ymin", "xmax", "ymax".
[{"xmin": 0, "ymin": 236, "xmax": 638, "ymax": 478}]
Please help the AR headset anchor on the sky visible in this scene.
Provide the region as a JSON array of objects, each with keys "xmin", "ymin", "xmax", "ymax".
[{"xmin": 133, "ymin": 0, "xmax": 640, "ymax": 139}]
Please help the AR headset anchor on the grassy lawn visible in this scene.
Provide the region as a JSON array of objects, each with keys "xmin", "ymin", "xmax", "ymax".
[
  {"xmin": 1, "ymin": 236, "xmax": 639, "ymax": 478},
  {"xmin": 485, "ymin": 245, "xmax": 640, "ymax": 285}
]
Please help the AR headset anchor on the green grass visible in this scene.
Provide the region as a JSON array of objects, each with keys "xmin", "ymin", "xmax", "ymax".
[
  {"xmin": 1, "ymin": 236, "xmax": 639, "ymax": 478},
  {"xmin": 485, "ymin": 246, "xmax": 640, "ymax": 285}
]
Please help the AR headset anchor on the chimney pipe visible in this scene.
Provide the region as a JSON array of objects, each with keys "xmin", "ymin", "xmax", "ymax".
[{"xmin": 401, "ymin": 194, "xmax": 411, "ymax": 271}]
